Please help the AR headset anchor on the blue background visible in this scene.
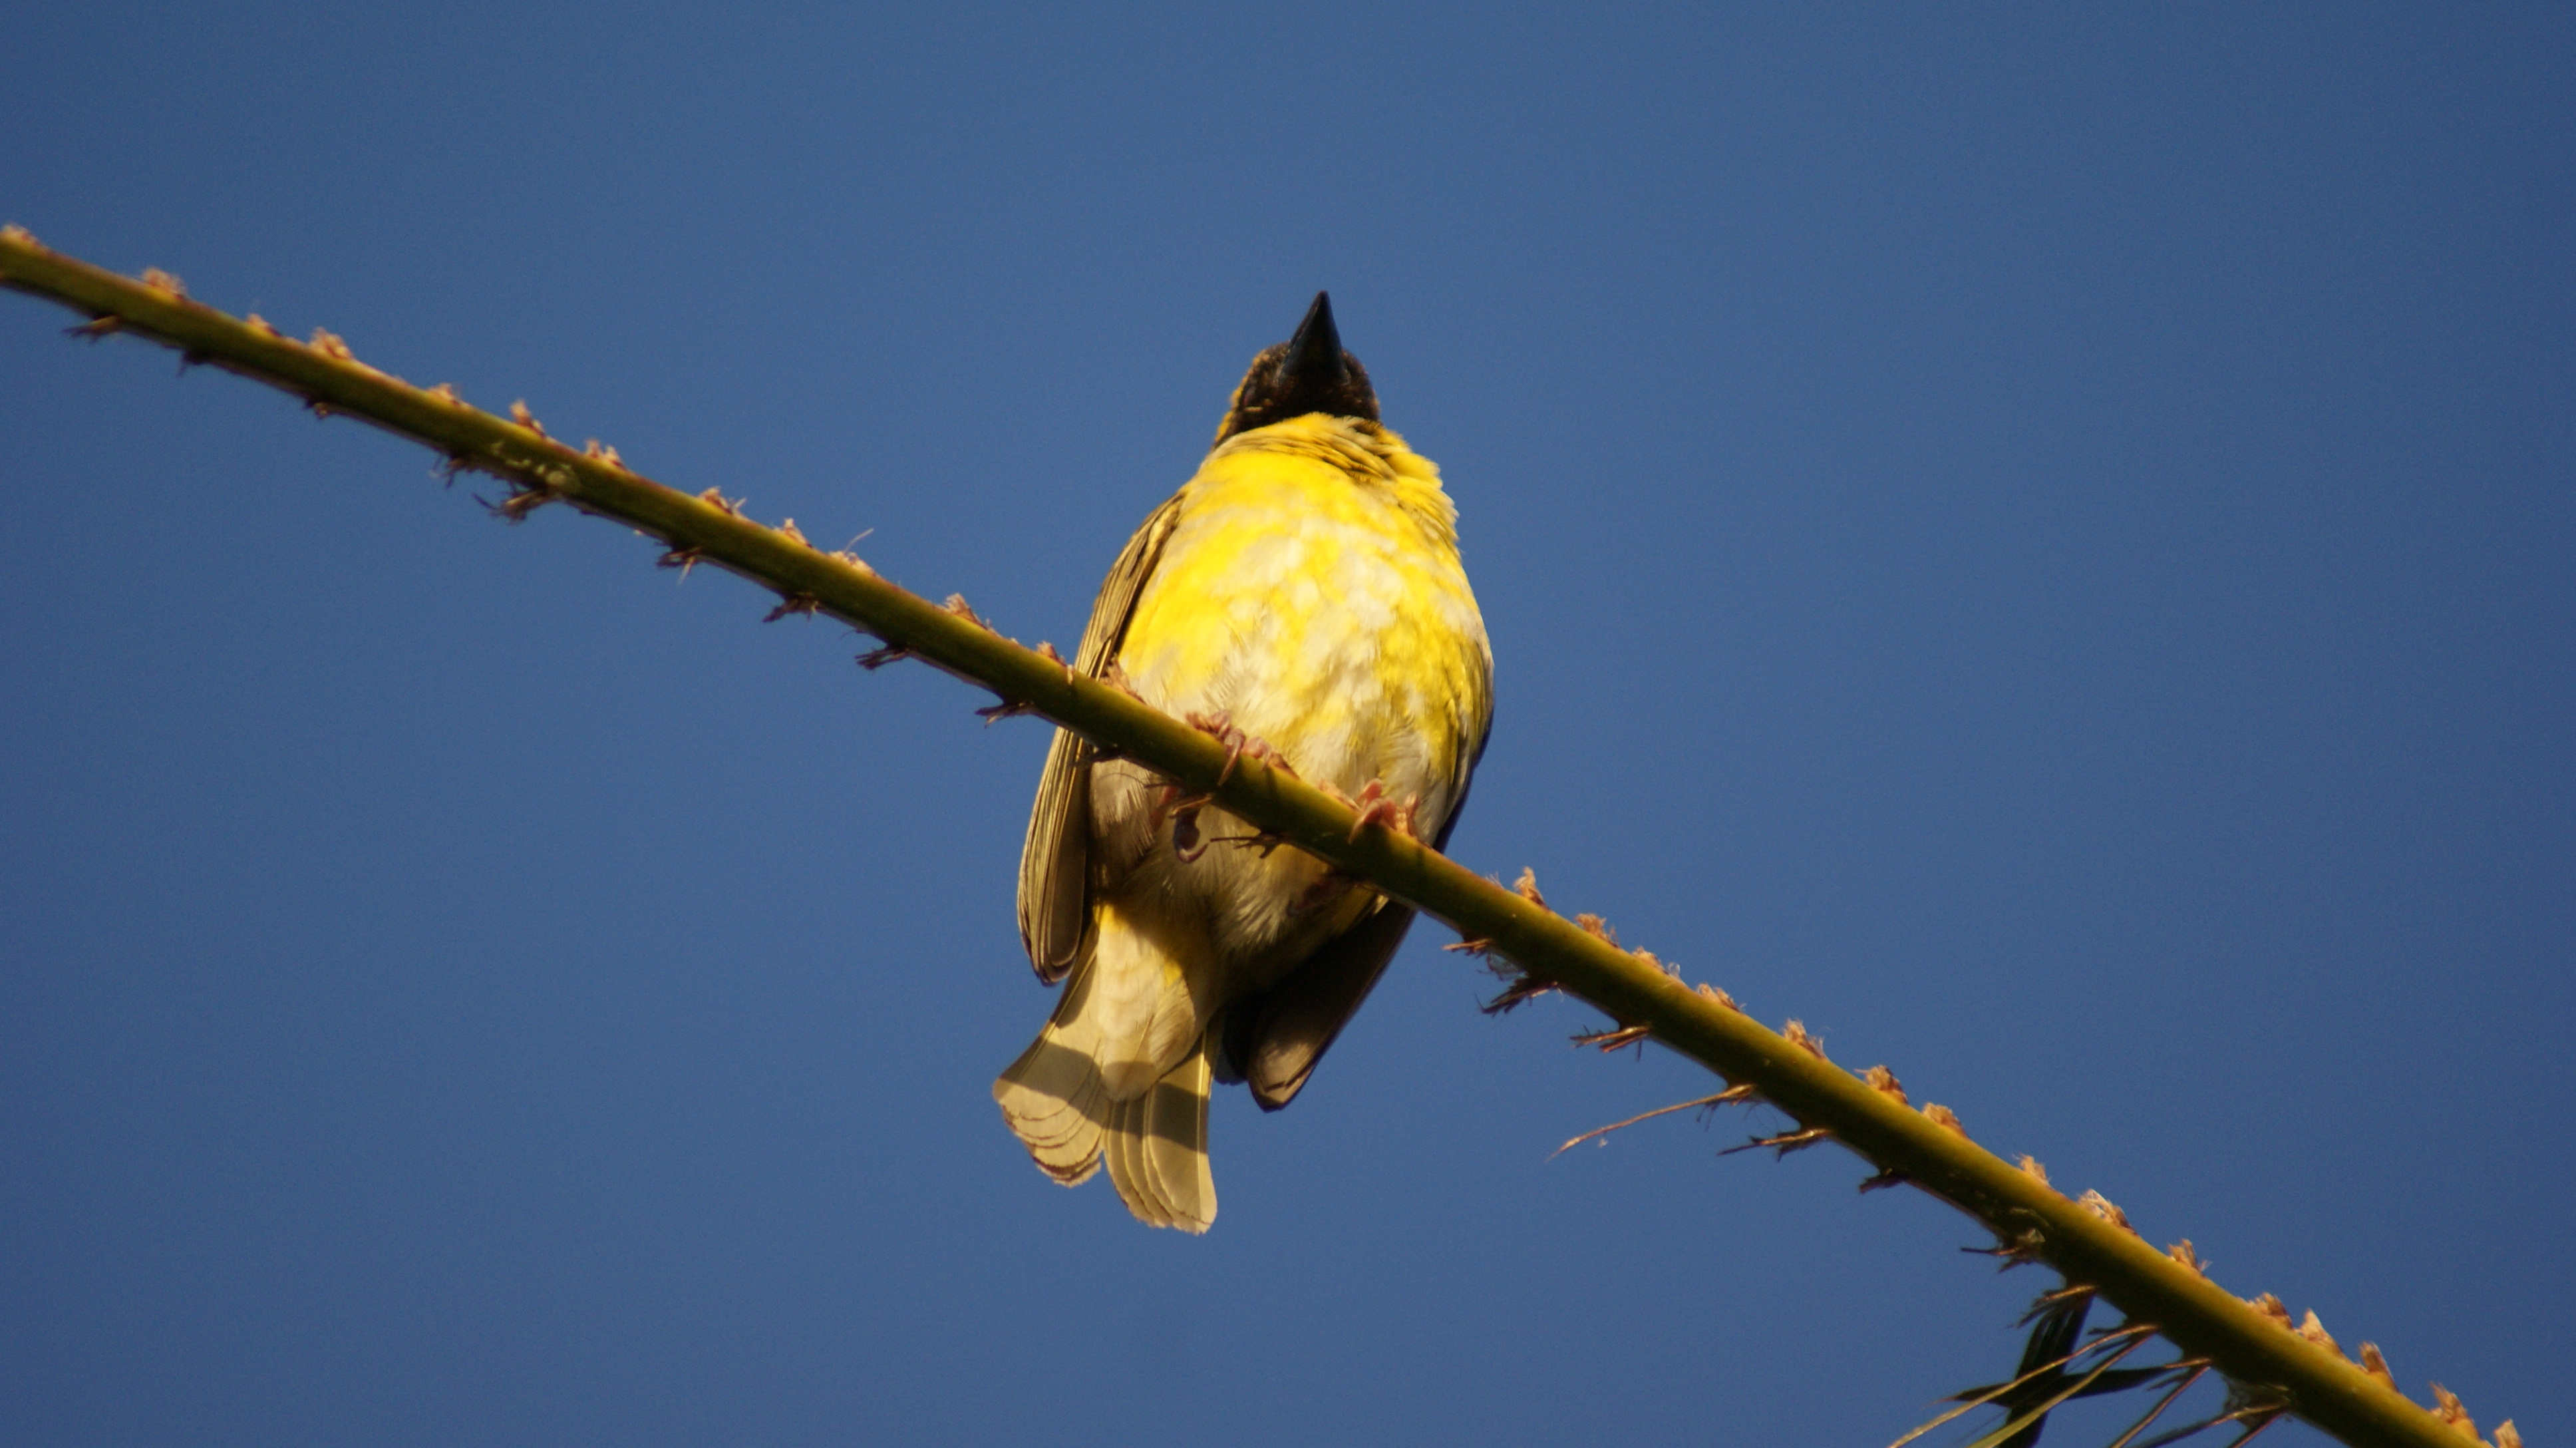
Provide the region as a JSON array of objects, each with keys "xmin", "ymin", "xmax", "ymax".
[{"xmin": 4, "ymin": 5, "xmax": 2568, "ymax": 1444}]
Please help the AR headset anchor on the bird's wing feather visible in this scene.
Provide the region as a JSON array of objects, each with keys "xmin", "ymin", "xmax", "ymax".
[
  {"xmin": 1237, "ymin": 898, "xmax": 1419, "ymax": 1111},
  {"xmin": 1016, "ymin": 491, "xmax": 1186, "ymax": 980}
]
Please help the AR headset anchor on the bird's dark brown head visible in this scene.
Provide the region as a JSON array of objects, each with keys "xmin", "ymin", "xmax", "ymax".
[{"xmin": 1213, "ymin": 291, "xmax": 1380, "ymax": 443}]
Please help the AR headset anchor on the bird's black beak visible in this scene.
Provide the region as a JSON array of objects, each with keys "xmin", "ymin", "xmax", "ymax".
[
  {"xmin": 1211, "ymin": 290, "xmax": 1378, "ymax": 441},
  {"xmin": 1275, "ymin": 291, "xmax": 1349, "ymax": 391}
]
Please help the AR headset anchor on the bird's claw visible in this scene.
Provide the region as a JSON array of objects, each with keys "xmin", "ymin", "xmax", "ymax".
[
  {"xmin": 1184, "ymin": 709, "xmax": 1295, "ymax": 787},
  {"xmin": 1340, "ymin": 779, "xmax": 1419, "ymax": 843},
  {"xmin": 1154, "ymin": 782, "xmax": 1218, "ymax": 862}
]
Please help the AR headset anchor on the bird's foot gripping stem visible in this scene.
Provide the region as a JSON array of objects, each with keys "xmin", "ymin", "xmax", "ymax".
[
  {"xmin": 1183, "ymin": 709, "xmax": 1297, "ymax": 788},
  {"xmin": 1164, "ymin": 711, "xmax": 1307, "ymax": 863},
  {"xmin": 1328, "ymin": 779, "xmax": 1420, "ymax": 844}
]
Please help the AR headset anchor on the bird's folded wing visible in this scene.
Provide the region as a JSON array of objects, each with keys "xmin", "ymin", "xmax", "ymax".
[
  {"xmin": 1237, "ymin": 898, "xmax": 1420, "ymax": 1111},
  {"xmin": 1017, "ymin": 491, "xmax": 1186, "ymax": 980}
]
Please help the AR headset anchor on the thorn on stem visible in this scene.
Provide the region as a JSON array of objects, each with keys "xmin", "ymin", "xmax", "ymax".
[
  {"xmin": 976, "ymin": 697, "xmax": 1037, "ymax": 725},
  {"xmin": 482, "ymin": 486, "xmax": 550, "ymax": 523},
  {"xmin": 776, "ymin": 518, "xmax": 810, "ymax": 547},
  {"xmin": 1857, "ymin": 1168, "xmax": 1907, "ymax": 1193},
  {"xmin": 941, "ymin": 594, "xmax": 996, "ymax": 632},
  {"xmin": 1694, "ymin": 981, "xmax": 1739, "ymax": 1010},
  {"xmin": 1782, "ymin": 1018, "xmax": 1828, "ymax": 1061},
  {"xmin": 1965, "ymin": 1230, "xmax": 2047, "ymax": 1268},
  {"xmin": 2430, "ymin": 1384, "xmax": 2476, "ymax": 1440},
  {"xmin": 2076, "ymin": 1189, "xmax": 2137, "ymax": 1234},
  {"xmin": 1480, "ymin": 962, "xmax": 1557, "ymax": 1015},
  {"xmin": 856, "ymin": 643, "xmax": 913, "ymax": 670},
  {"xmin": 657, "ymin": 544, "xmax": 705, "ymax": 577},
  {"xmin": 1864, "ymin": 1065, "xmax": 1909, "ymax": 1106},
  {"xmin": 1571, "ymin": 1021, "xmax": 1651, "ymax": 1053},
  {"xmin": 1722, "ymin": 1126, "xmax": 1831, "ymax": 1159},
  {"xmin": 140, "ymin": 268, "xmax": 186, "ymax": 297},
  {"xmin": 67, "ymin": 315, "xmax": 120, "ymax": 339},
  {"xmin": 508, "ymin": 399, "xmax": 548, "ymax": 437},
  {"xmin": 699, "ymin": 486, "xmax": 745, "ymax": 516},
  {"xmin": 1921, "ymin": 1103, "xmax": 1967, "ymax": 1137},
  {"xmin": 763, "ymin": 593, "xmax": 821, "ymax": 622},
  {"xmin": 2030, "ymin": 1285, "xmax": 2098, "ymax": 1314},
  {"xmin": 308, "ymin": 327, "xmax": 355, "ymax": 361}
]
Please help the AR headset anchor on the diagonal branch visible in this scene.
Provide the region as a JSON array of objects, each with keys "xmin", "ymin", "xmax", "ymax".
[{"xmin": 0, "ymin": 226, "xmax": 2497, "ymax": 1448}]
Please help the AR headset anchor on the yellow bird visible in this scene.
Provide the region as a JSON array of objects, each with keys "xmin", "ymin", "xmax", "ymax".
[{"xmin": 993, "ymin": 293, "xmax": 1493, "ymax": 1232}]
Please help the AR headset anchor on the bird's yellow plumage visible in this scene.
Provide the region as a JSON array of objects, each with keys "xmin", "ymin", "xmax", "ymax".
[{"xmin": 995, "ymin": 295, "xmax": 1491, "ymax": 1232}]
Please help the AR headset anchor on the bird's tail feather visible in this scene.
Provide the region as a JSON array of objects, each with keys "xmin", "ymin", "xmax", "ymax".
[
  {"xmin": 994, "ymin": 972, "xmax": 1107, "ymax": 1185},
  {"xmin": 994, "ymin": 970, "xmax": 1217, "ymax": 1232},
  {"xmin": 1104, "ymin": 1037, "xmax": 1215, "ymax": 1234}
]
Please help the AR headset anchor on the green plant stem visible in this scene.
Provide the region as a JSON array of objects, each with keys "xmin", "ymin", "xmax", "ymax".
[{"xmin": 0, "ymin": 228, "xmax": 2483, "ymax": 1448}]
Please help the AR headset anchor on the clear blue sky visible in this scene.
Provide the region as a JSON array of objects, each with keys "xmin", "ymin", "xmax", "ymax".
[{"xmin": 4, "ymin": 5, "xmax": 2568, "ymax": 1444}]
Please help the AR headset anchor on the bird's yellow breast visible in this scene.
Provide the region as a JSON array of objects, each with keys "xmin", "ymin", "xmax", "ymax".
[{"xmin": 1118, "ymin": 415, "xmax": 1490, "ymax": 813}]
